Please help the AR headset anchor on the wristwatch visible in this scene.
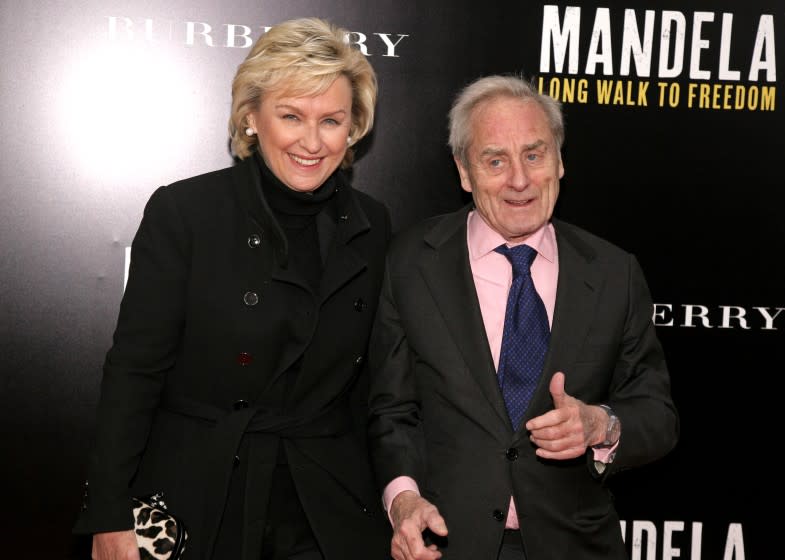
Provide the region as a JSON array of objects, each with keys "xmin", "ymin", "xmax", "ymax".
[{"xmin": 598, "ymin": 404, "xmax": 621, "ymax": 447}]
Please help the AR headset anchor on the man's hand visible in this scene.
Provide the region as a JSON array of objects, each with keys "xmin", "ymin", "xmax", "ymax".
[
  {"xmin": 92, "ymin": 530, "xmax": 140, "ymax": 560},
  {"xmin": 389, "ymin": 490, "xmax": 448, "ymax": 560},
  {"xmin": 525, "ymin": 372, "xmax": 608, "ymax": 459}
]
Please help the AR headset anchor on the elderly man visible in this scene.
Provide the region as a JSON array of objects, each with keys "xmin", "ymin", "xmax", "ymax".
[{"xmin": 368, "ymin": 75, "xmax": 678, "ymax": 560}]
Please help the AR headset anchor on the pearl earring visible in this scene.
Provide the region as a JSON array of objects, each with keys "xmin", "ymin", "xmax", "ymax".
[
  {"xmin": 245, "ymin": 127, "xmax": 255, "ymax": 137},
  {"xmin": 347, "ymin": 136, "xmax": 352, "ymax": 145}
]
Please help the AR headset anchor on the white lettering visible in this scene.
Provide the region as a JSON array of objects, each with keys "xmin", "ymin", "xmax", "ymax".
[
  {"xmin": 346, "ymin": 31, "xmax": 370, "ymax": 55},
  {"xmin": 586, "ymin": 8, "xmax": 613, "ymax": 75},
  {"xmin": 749, "ymin": 15, "xmax": 776, "ymax": 81},
  {"xmin": 631, "ymin": 520, "xmax": 657, "ymax": 560},
  {"xmin": 718, "ymin": 14, "xmax": 741, "ymax": 80},
  {"xmin": 621, "ymin": 520, "xmax": 746, "ymax": 559},
  {"xmin": 689, "ymin": 12, "xmax": 713, "ymax": 79},
  {"xmin": 540, "ymin": 8, "xmax": 773, "ymax": 81},
  {"xmin": 653, "ymin": 303, "xmax": 674, "ymax": 326},
  {"xmin": 691, "ymin": 522, "xmax": 703, "ymax": 559},
  {"xmin": 374, "ymin": 33, "xmax": 408, "ymax": 57},
  {"xmin": 225, "ymin": 24, "xmax": 253, "ymax": 48},
  {"xmin": 540, "ymin": 5, "xmax": 581, "ymax": 73},
  {"xmin": 719, "ymin": 306, "xmax": 751, "ymax": 330},
  {"xmin": 106, "ymin": 16, "xmax": 135, "ymax": 40},
  {"xmin": 681, "ymin": 304, "xmax": 712, "ymax": 328},
  {"xmin": 104, "ymin": 18, "xmax": 405, "ymax": 57},
  {"xmin": 662, "ymin": 520, "xmax": 683, "ymax": 560},
  {"xmin": 754, "ymin": 306, "xmax": 785, "ymax": 330},
  {"xmin": 723, "ymin": 523, "xmax": 745, "ymax": 560},
  {"xmin": 186, "ymin": 22, "xmax": 214, "ymax": 47},
  {"xmin": 658, "ymin": 11, "xmax": 686, "ymax": 78},
  {"xmin": 620, "ymin": 9, "xmax": 655, "ymax": 77}
]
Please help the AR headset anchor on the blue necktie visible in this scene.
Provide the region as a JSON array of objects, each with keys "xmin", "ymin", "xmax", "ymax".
[{"xmin": 494, "ymin": 244, "xmax": 551, "ymax": 430}]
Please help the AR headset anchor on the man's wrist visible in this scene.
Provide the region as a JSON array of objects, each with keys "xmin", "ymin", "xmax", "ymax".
[{"xmin": 597, "ymin": 404, "xmax": 621, "ymax": 447}]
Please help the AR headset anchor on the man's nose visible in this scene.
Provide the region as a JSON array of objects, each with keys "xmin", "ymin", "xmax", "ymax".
[{"xmin": 508, "ymin": 159, "xmax": 530, "ymax": 189}]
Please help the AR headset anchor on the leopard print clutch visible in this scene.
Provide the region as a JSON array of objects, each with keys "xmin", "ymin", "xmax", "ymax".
[{"xmin": 132, "ymin": 493, "xmax": 188, "ymax": 560}]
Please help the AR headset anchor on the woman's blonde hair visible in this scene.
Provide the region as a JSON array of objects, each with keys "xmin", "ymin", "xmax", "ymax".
[{"xmin": 229, "ymin": 17, "xmax": 377, "ymax": 168}]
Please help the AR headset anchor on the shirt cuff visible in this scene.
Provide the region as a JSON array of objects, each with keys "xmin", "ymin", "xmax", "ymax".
[
  {"xmin": 382, "ymin": 476, "xmax": 420, "ymax": 525},
  {"xmin": 591, "ymin": 440, "xmax": 619, "ymax": 474},
  {"xmin": 592, "ymin": 440, "xmax": 619, "ymax": 463}
]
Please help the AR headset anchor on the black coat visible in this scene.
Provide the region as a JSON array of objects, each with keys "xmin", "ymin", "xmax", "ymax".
[{"xmin": 75, "ymin": 156, "xmax": 393, "ymax": 559}]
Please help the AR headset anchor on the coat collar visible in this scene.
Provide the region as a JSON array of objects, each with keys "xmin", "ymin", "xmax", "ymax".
[{"xmin": 230, "ymin": 154, "xmax": 372, "ymax": 274}]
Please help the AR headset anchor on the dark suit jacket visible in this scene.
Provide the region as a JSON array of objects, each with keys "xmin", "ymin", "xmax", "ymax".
[
  {"xmin": 75, "ymin": 156, "xmax": 392, "ymax": 559},
  {"xmin": 368, "ymin": 204, "xmax": 679, "ymax": 560}
]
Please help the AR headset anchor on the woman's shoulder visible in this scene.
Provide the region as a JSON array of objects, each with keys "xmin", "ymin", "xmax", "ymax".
[
  {"xmin": 163, "ymin": 164, "xmax": 237, "ymax": 198},
  {"xmin": 139, "ymin": 164, "xmax": 240, "ymax": 231}
]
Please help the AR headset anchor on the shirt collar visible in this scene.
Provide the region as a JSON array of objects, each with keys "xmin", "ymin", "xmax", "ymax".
[{"xmin": 467, "ymin": 210, "xmax": 557, "ymax": 263}]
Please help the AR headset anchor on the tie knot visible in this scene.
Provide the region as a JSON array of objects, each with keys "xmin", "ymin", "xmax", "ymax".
[{"xmin": 495, "ymin": 244, "xmax": 537, "ymax": 277}]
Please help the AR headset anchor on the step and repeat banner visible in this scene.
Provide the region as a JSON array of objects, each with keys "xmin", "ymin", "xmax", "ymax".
[{"xmin": 1, "ymin": 1, "xmax": 781, "ymax": 557}]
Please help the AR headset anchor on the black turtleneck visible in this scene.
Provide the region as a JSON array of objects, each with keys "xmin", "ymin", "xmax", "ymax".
[{"xmin": 255, "ymin": 152, "xmax": 337, "ymax": 292}]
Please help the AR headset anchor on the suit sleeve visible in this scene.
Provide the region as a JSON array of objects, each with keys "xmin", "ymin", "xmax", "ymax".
[
  {"xmin": 604, "ymin": 254, "xmax": 679, "ymax": 474},
  {"xmin": 367, "ymin": 249, "xmax": 427, "ymax": 491},
  {"xmin": 74, "ymin": 185, "xmax": 190, "ymax": 533}
]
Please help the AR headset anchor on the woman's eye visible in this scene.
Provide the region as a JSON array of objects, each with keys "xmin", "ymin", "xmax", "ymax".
[
  {"xmin": 283, "ymin": 114, "xmax": 298, "ymax": 121},
  {"xmin": 323, "ymin": 118, "xmax": 339, "ymax": 126}
]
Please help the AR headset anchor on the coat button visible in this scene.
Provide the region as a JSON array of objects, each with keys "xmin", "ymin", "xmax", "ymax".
[
  {"xmin": 233, "ymin": 399, "xmax": 249, "ymax": 410},
  {"xmin": 237, "ymin": 352, "xmax": 253, "ymax": 366},
  {"xmin": 354, "ymin": 356, "xmax": 364, "ymax": 367},
  {"xmin": 506, "ymin": 447, "xmax": 519, "ymax": 461},
  {"xmin": 233, "ymin": 455, "xmax": 241, "ymax": 468},
  {"xmin": 339, "ymin": 214, "xmax": 349, "ymax": 221},
  {"xmin": 243, "ymin": 291, "xmax": 259, "ymax": 306},
  {"xmin": 492, "ymin": 509, "xmax": 505, "ymax": 522},
  {"xmin": 354, "ymin": 298, "xmax": 367, "ymax": 312},
  {"xmin": 248, "ymin": 233, "xmax": 262, "ymax": 248}
]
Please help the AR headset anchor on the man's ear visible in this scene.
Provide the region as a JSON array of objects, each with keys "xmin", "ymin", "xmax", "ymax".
[{"xmin": 454, "ymin": 156, "xmax": 472, "ymax": 193}]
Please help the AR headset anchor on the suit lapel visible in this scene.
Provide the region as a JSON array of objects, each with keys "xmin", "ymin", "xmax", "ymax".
[
  {"xmin": 528, "ymin": 221, "xmax": 604, "ymax": 417},
  {"xmin": 419, "ymin": 206, "xmax": 510, "ymax": 428}
]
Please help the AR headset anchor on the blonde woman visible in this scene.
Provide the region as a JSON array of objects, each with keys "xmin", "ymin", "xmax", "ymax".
[{"xmin": 75, "ymin": 18, "xmax": 392, "ymax": 560}]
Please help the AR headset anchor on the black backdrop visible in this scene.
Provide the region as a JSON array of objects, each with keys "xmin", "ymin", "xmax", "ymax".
[{"xmin": 1, "ymin": 1, "xmax": 781, "ymax": 557}]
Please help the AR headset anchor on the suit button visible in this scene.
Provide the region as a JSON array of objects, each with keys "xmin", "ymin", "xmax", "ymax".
[
  {"xmin": 506, "ymin": 447, "xmax": 519, "ymax": 461},
  {"xmin": 233, "ymin": 455, "xmax": 241, "ymax": 468},
  {"xmin": 247, "ymin": 233, "xmax": 262, "ymax": 248},
  {"xmin": 354, "ymin": 298, "xmax": 367, "ymax": 312},
  {"xmin": 233, "ymin": 399, "xmax": 249, "ymax": 410},
  {"xmin": 339, "ymin": 214, "xmax": 349, "ymax": 221},
  {"xmin": 354, "ymin": 356, "xmax": 364, "ymax": 367},
  {"xmin": 492, "ymin": 509, "xmax": 505, "ymax": 522},
  {"xmin": 243, "ymin": 291, "xmax": 259, "ymax": 306},
  {"xmin": 237, "ymin": 352, "xmax": 253, "ymax": 366}
]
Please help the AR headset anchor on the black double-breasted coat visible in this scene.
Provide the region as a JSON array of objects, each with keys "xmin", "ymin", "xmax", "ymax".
[{"xmin": 75, "ymin": 155, "xmax": 393, "ymax": 559}]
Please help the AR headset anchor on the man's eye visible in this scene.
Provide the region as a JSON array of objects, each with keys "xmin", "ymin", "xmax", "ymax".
[{"xmin": 489, "ymin": 159, "xmax": 503, "ymax": 168}]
